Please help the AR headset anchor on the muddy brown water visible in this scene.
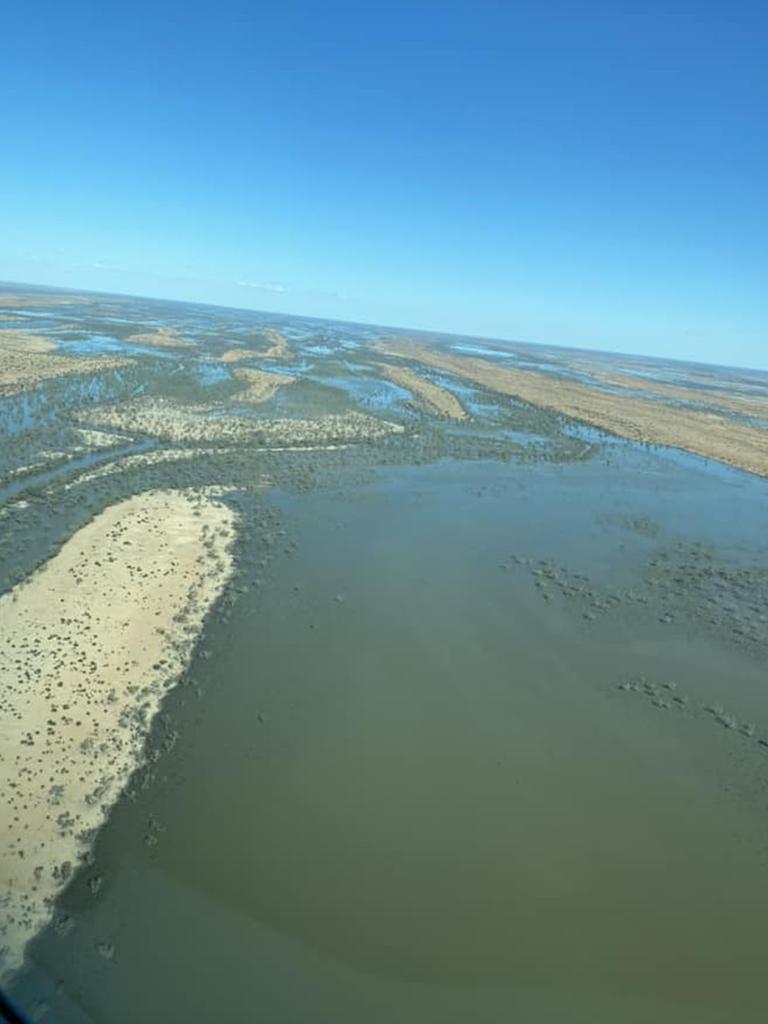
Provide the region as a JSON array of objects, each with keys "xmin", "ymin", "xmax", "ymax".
[{"xmin": 10, "ymin": 447, "xmax": 768, "ymax": 1024}]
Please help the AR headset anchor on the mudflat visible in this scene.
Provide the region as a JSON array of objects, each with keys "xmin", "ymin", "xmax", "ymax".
[{"xmin": 573, "ymin": 363, "xmax": 768, "ymax": 419}]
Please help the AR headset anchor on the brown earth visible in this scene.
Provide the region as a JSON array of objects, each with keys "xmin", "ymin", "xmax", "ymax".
[
  {"xmin": 376, "ymin": 362, "xmax": 466, "ymax": 419},
  {"xmin": 377, "ymin": 338, "xmax": 768, "ymax": 477}
]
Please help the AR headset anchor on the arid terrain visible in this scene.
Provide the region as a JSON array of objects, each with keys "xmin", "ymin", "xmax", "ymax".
[{"xmin": 377, "ymin": 336, "xmax": 768, "ymax": 477}]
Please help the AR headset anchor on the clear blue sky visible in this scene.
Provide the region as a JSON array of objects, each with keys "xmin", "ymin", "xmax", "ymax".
[{"xmin": 1, "ymin": 1, "xmax": 766, "ymax": 367}]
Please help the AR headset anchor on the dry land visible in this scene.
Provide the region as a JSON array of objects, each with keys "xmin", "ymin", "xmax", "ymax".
[
  {"xmin": 0, "ymin": 331, "xmax": 132, "ymax": 397},
  {"xmin": 0, "ymin": 489, "xmax": 236, "ymax": 977},
  {"xmin": 0, "ymin": 293, "xmax": 94, "ymax": 310},
  {"xmin": 574, "ymin": 365, "xmax": 768, "ymax": 420},
  {"xmin": 378, "ymin": 338, "xmax": 768, "ymax": 477},
  {"xmin": 124, "ymin": 328, "xmax": 194, "ymax": 350},
  {"xmin": 0, "ymin": 330, "xmax": 58, "ymax": 355},
  {"xmin": 79, "ymin": 397, "xmax": 404, "ymax": 446},
  {"xmin": 71, "ymin": 429, "xmax": 131, "ymax": 450},
  {"xmin": 231, "ymin": 367, "xmax": 294, "ymax": 404},
  {"xmin": 376, "ymin": 362, "xmax": 466, "ymax": 420},
  {"xmin": 220, "ymin": 328, "xmax": 291, "ymax": 362},
  {"xmin": 220, "ymin": 349, "xmax": 253, "ymax": 363}
]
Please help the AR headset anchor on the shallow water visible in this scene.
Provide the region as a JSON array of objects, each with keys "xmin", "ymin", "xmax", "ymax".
[
  {"xmin": 13, "ymin": 452, "xmax": 768, "ymax": 1024},
  {"xmin": 3, "ymin": 288, "xmax": 768, "ymax": 1023}
]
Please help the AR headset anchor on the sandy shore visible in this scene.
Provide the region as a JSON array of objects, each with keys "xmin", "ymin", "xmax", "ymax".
[
  {"xmin": 124, "ymin": 328, "xmax": 194, "ymax": 350},
  {"xmin": 0, "ymin": 330, "xmax": 132, "ymax": 398},
  {"xmin": 0, "ymin": 489, "xmax": 237, "ymax": 977},
  {"xmin": 232, "ymin": 367, "xmax": 294, "ymax": 404},
  {"xmin": 220, "ymin": 349, "xmax": 252, "ymax": 363},
  {"xmin": 376, "ymin": 362, "xmax": 466, "ymax": 420},
  {"xmin": 221, "ymin": 328, "xmax": 291, "ymax": 362},
  {"xmin": 71, "ymin": 428, "xmax": 131, "ymax": 449},
  {"xmin": 0, "ymin": 331, "xmax": 57, "ymax": 355},
  {"xmin": 378, "ymin": 339, "xmax": 768, "ymax": 477}
]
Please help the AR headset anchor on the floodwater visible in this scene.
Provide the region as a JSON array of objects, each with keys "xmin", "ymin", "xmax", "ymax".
[
  {"xmin": 13, "ymin": 450, "xmax": 768, "ymax": 1024},
  {"xmin": 3, "ymin": 287, "xmax": 768, "ymax": 1023}
]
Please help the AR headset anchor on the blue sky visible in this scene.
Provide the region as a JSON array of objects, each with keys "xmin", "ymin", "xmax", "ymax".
[{"xmin": 1, "ymin": 1, "xmax": 766, "ymax": 368}]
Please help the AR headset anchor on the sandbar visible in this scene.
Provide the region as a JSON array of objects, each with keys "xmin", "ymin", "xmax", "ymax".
[
  {"xmin": 124, "ymin": 328, "xmax": 194, "ymax": 350},
  {"xmin": 375, "ymin": 362, "xmax": 466, "ymax": 420},
  {"xmin": 220, "ymin": 328, "xmax": 291, "ymax": 362},
  {"xmin": 231, "ymin": 367, "xmax": 294, "ymax": 404},
  {"xmin": 0, "ymin": 489, "xmax": 236, "ymax": 977},
  {"xmin": 0, "ymin": 331, "xmax": 132, "ymax": 398}
]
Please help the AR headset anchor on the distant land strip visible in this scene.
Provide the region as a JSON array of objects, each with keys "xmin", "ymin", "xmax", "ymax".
[
  {"xmin": 0, "ymin": 330, "xmax": 133, "ymax": 397},
  {"xmin": 377, "ymin": 338, "xmax": 768, "ymax": 478},
  {"xmin": 570, "ymin": 364, "xmax": 768, "ymax": 421},
  {"xmin": 220, "ymin": 327, "xmax": 291, "ymax": 362},
  {"xmin": 376, "ymin": 362, "xmax": 466, "ymax": 420}
]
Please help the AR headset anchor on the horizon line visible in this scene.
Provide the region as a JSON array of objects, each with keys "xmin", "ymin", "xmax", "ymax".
[{"xmin": 1, "ymin": 276, "xmax": 765, "ymax": 378}]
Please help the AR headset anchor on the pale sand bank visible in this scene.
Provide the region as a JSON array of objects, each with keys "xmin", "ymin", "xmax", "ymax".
[
  {"xmin": 220, "ymin": 349, "xmax": 253, "ymax": 363},
  {"xmin": 0, "ymin": 331, "xmax": 133, "ymax": 398},
  {"xmin": 376, "ymin": 362, "xmax": 466, "ymax": 420},
  {"xmin": 220, "ymin": 328, "xmax": 291, "ymax": 362},
  {"xmin": 0, "ymin": 330, "xmax": 58, "ymax": 355},
  {"xmin": 378, "ymin": 339, "xmax": 768, "ymax": 477},
  {"xmin": 71, "ymin": 428, "xmax": 131, "ymax": 450},
  {"xmin": 232, "ymin": 367, "xmax": 294, "ymax": 404},
  {"xmin": 124, "ymin": 327, "xmax": 194, "ymax": 350},
  {"xmin": 0, "ymin": 489, "xmax": 237, "ymax": 977}
]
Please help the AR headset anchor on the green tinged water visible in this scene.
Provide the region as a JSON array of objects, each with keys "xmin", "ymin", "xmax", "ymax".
[
  {"xmin": 15, "ymin": 453, "xmax": 768, "ymax": 1024},
  {"xmin": 4, "ymin": 290, "xmax": 768, "ymax": 1022}
]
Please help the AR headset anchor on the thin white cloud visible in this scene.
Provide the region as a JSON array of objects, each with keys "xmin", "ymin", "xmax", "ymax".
[{"xmin": 236, "ymin": 280, "xmax": 287, "ymax": 293}]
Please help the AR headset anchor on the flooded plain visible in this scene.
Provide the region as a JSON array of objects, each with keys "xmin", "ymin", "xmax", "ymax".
[{"xmin": 2, "ymin": 285, "xmax": 768, "ymax": 1023}]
